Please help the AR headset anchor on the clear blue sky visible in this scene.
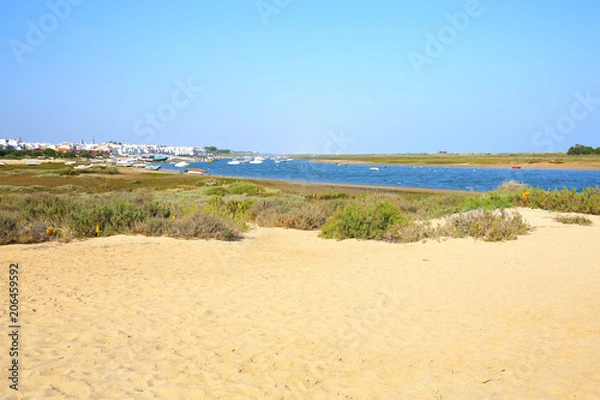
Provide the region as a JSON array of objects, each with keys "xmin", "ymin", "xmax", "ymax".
[{"xmin": 1, "ymin": 0, "xmax": 599, "ymax": 154}]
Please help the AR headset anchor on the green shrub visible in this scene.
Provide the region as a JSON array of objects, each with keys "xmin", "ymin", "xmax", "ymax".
[
  {"xmin": 305, "ymin": 191, "xmax": 349, "ymax": 201},
  {"xmin": 461, "ymin": 191, "xmax": 517, "ymax": 212},
  {"xmin": 0, "ymin": 211, "xmax": 20, "ymax": 245},
  {"xmin": 170, "ymin": 213, "xmax": 240, "ymax": 241},
  {"xmin": 250, "ymin": 197, "xmax": 342, "ymax": 230},
  {"xmin": 224, "ymin": 198, "xmax": 255, "ymax": 220},
  {"xmin": 204, "ymin": 186, "xmax": 228, "ymax": 196},
  {"xmin": 321, "ymin": 197, "xmax": 407, "ymax": 240},
  {"xmin": 228, "ymin": 181, "xmax": 265, "ymax": 196},
  {"xmin": 69, "ymin": 199, "xmax": 145, "ymax": 237},
  {"xmin": 525, "ymin": 187, "xmax": 600, "ymax": 214},
  {"xmin": 22, "ymin": 193, "xmax": 72, "ymax": 220},
  {"xmin": 143, "ymin": 198, "xmax": 172, "ymax": 218}
]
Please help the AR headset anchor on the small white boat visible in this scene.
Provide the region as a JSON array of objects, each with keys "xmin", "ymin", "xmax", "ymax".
[
  {"xmin": 249, "ymin": 157, "xmax": 264, "ymax": 164},
  {"xmin": 186, "ymin": 168, "xmax": 207, "ymax": 174},
  {"xmin": 64, "ymin": 161, "xmax": 76, "ymax": 165},
  {"xmin": 174, "ymin": 161, "xmax": 190, "ymax": 168},
  {"xmin": 370, "ymin": 167, "xmax": 379, "ymax": 171},
  {"xmin": 227, "ymin": 159, "xmax": 241, "ymax": 165},
  {"xmin": 132, "ymin": 163, "xmax": 147, "ymax": 168},
  {"xmin": 0, "ymin": 162, "xmax": 6, "ymax": 166},
  {"xmin": 26, "ymin": 161, "xmax": 41, "ymax": 166},
  {"xmin": 115, "ymin": 160, "xmax": 135, "ymax": 167},
  {"xmin": 75, "ymin": 164, "xmax": 93, "ymax": 169}
]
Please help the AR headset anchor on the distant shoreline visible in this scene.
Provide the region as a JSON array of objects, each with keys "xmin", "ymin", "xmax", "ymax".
[
  {"xmin": 4, "ymin": 155, "xmax": 600, "ymax": 171},
  {"xmin": 308, "ymin": 157, "xmax": 600, "ymax": 171}
]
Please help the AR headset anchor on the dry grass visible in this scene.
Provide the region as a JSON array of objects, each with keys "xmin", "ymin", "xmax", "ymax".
[
  {"xmin": 553, "ymin": 215, "xmax": 593, "ymax": 226},
  {"xmin": 0, "ymin": 167, "xmax": 597, "ymax": 245}
]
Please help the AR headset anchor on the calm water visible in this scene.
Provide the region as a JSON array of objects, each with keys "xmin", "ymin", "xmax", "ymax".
[{"xmin": 163, "ymin": 159, "xmax": 600, "ymax": 192}]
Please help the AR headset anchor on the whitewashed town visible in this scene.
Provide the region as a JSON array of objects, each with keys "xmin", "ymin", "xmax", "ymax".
[{"xmin": 0, "ymin": 137, "xmax": 209, "ymax": 157}]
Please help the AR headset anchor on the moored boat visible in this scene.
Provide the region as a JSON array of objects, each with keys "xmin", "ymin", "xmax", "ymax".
[
  {"xmin": 249, "ymin": 156, "xmax": 265, "ymax": 164},
  {"xmin": 186, "ymin": 168, "xmax": 207, "ymax": 174},
  {"xmin": 115, "ymin": 160, "xmax": 135, "ymax": 167}
]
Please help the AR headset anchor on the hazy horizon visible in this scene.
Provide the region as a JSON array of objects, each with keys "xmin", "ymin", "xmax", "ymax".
[{"xmin": 2, "ymin": 1, "xmax": 599, "ymax": 154}]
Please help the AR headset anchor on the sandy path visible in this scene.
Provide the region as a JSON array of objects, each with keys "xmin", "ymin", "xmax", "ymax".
[{"xmin": 1, "ymin": 209, "xmax": 599, "ymax": 399}]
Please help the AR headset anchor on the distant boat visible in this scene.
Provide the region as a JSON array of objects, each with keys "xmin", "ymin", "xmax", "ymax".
[
  {"xmin": 26, "ymin": 161, "xmax": 41, "ymax": 166},
  {"xmin": 64, "ymin": 161, "xmax": 76, "ymax": 165},
  {"xmin": 132, "ymin": 163, "xmax": 147, "ymax": 168},
  {"xmin": 115, "ymin": 160, "xmax": 134, "ymax": 167},
  {"xmin": 249, "ymin": 156, "xmax": 265, "ymax": 164},
  {"xmin": 512, "ymin": 166, "xmax": 522, "ymax": 169},
  {"xmin": 145, "ymin": 164, "xmax": 161, "ymax": 170},
  {"xmin": 153, "ymin": 155, "xmax": 169, "ymax": 162},
  {"xmin": 174, "ymin": 161, "xmax": 189, "ymax": 168},
  {"xmin": 370, "ymin": 167, "xmax": 379, "ymax": 171},
  {"xmin": 0, "ymin": 162, "xmax": 6, "ymax": 166},
  {"xmin": 227, "ymin": 159, "xmax": 242, "ymax": 165},
  {"xmin": 186, "ymin": 168, "xmax": 207, "ymax": 174},
  {"xmin": 74, "ymin": 164, "xmax": 93, "ymax": 169}
]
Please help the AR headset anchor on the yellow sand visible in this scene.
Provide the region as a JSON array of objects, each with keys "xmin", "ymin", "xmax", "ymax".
[{"xmin": 1, "ymin": 209, "xmax": 599, "ymax": 399}]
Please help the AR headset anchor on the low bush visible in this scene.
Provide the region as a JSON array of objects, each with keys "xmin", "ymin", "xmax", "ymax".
[
  {"xmin": 204, "ymin": 186, "xmax": 228, "ymax": 196},
  {"xmin": 443, "ymin": 209, "xmax": 530, "ymax": 241},
  {"xmin": 169, "ymin": 212, "xmax": 241, "ymax": 240},
  {"xmin": 320, "ymin": 196, "xmax": 407, "ymax": 240},
  {"xmin": 524, "ymin": 187, "xmax": 600, "ymax": 214},
  {"xmin": 383, "ymin": 221, "xmax": 438, "ymax": 243},
  {"xmin": 553, "ymin": 215, "xmax": 593, "ymax": 225},
  {"xmin": 228, "ymin": 181, "xmax": 265, "ymax": 196},
  {"xmin": 0, "ymin": 211, "xmax": 20, "ymax": 245}
]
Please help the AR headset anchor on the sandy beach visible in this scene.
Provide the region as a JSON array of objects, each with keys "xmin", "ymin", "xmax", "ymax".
[{"xmin": 2, "ymin": 208, "xmax": 599, "ymax": 399}]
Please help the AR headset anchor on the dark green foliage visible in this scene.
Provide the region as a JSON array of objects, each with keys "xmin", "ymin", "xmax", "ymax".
[{"xmin": 567, "ymin": 144, "xmax": 599, "ymax": 155}]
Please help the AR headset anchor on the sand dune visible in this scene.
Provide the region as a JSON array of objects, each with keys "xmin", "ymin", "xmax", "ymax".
[{"xmin": 1, "ymin": 208, "xmax": 599, "ymax": 399}]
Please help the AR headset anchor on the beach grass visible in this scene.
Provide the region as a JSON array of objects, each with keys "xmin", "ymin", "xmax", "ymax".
[
  {"xmin": 0, "ymin": 168, "xmax": 598, "ymax": 245},
  {"xmin": 553, "ymin": 215, "xmax": 593, "ymax": 226}
]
